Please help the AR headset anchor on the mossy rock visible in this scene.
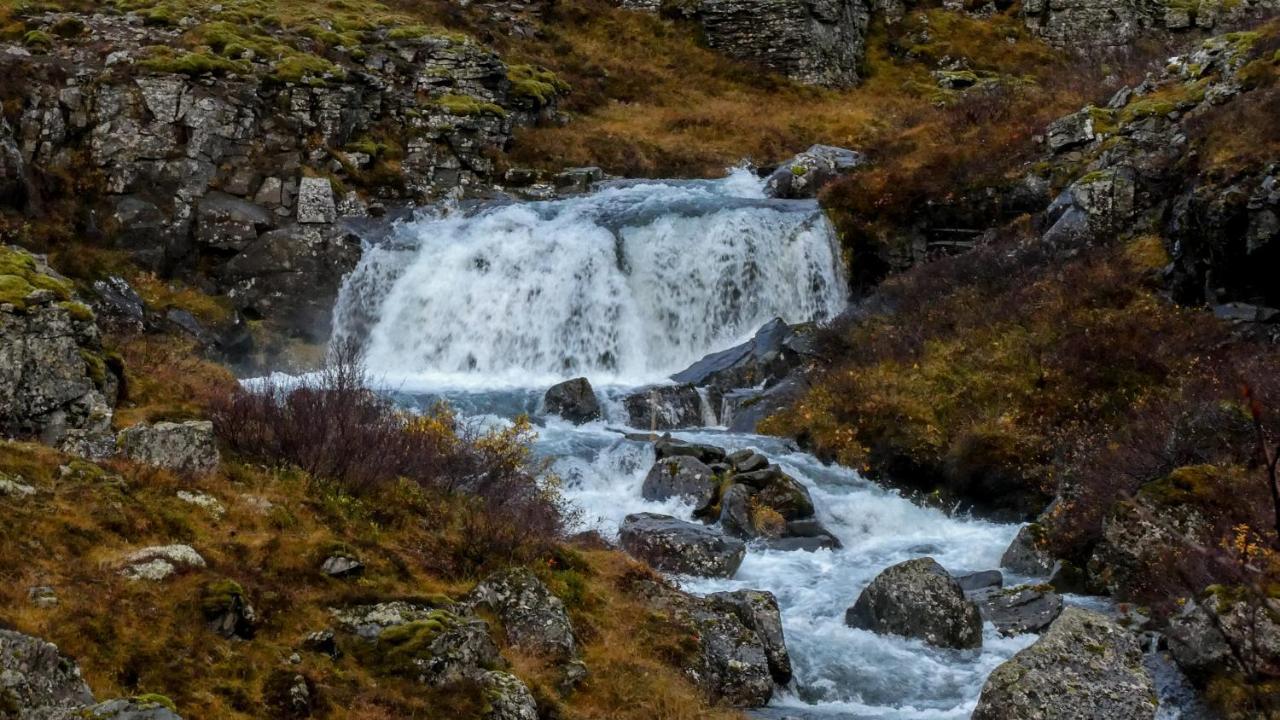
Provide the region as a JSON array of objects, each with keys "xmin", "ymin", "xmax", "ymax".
[
  {"xmin": 0, "ymin": 246, "xmax": 74, "ymax": 311},
  {"xmin": 506, "ymin": 64, "xmax": 569, "ymax": 108},
  {"xmin": 432, "ymin": 94, "xmax": 506, "ymax": 118}
]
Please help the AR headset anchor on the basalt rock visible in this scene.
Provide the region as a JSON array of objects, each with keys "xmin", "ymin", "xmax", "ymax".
[
  {"xmin": 543, "ymin": 377, "xmax": 601, "ymax": 424},
  {"xmin": 972, "ymin": 608, "xmax": 1155, "ymax": 720},
  {"xmin": 619, "ymin": 512, "xmax": 746, "ymax": 577},
  {"xmin": 845, "ymin": 557, "xmax": 983, "ymax": 649}
]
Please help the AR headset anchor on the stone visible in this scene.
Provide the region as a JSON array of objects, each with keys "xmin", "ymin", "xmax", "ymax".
[
  {"xmin": 845, "ymin": 557, "xmax": 983, "ymax": 649},
  {"xmin": 753, "ymin": 472, "xmax": 815, "ymax": 520},
  {"xmin": 195, "ymin": 191, "xmax": 274, "ymax": 251},
  {"xmin": 117, "ymin": 420, "xmax": 219, "ymax": 475},
  {"xmin": 320, "ymin": 554, "xmax": 365, "ymax": 578},
  {"xmin": 763, "ymin": 146, "xmax": 865, "ymax": 199},
  {"xmin": 0, "ymin": 629, "xmax": 95, "ymax": 713},
  {"xmin": 1046, "ymin": 108, "xmax": 1098, "ymax": 153},
  {"xmin": 1001, "ymin": 524, "xmax": 1054, "ymax": 576},
  {"xmin": 1167, "ymin": 593, "xmax": 1280, "ymax": 678},
  {"xmin": 619, "ymin": 512, "xmax": 746, "ymax": 578},
  {"xmin": 641, "ymin": 455, "xmax": 720, "ymax": 511},
  {"xmin": 955, "ymin": 570, "xmax": 1003, "ymax": 592},
  {"xmin": 176, "ymin": 490, "xmax": 225, "ymax": 517},
  {"xmin": 0, "ymin": 473, "xmax": 36, "ymax": 497},
  {"xmin": 971, "ymin": 584, "xmax": 1064, "ymax": 636},
  {"xmin": 202, "ymin": 580, "xmax": 258, "ymax": 640},
  {"xmin": 77, "ymin": 697, "xmax": 185, "ymax": 719},
  {"xmin": 479, "ymin": 670, "xmax": 539, "ymax": 720},
  {"xmin": 707, "ymin": 589, "xmax": 791, "ymax": 684},
  {"xmin": 653, "ymin": 437, "xmax": 728, "ymax": 464},
  {"xmin": 973, "ymin": 608, "xmax": 1155, "ymax": 720},
  {"xmin": 543, "ymin": 377, "xmax": 601, "ymax": 423},
  {"xmin": 91, "ymin": 276, "xmax": 146, "ymax": 332},
  {"xmin": 332, "ymin": 601, "xmax": 501, "ymax": 686},
  {"xmin": 670, "ymin": 318, "xmax": 811, "ymax": 391},
  {"xmin": 465, "ymin": 567, "xmax": 578, "ymax": 660},
  {"xmin": 28, "ymin": 585, "xmax": 58, "ymax": 608},
  {"xmin": 728, "ymin": 449, "xmax": 768, "ymax": 473},
  {"xmin": 118, "ymin": 544, "xmax": 207, "ymax": 581},
  {"xmin": 553, "ymin": 166, "xmax": 603, "ymax": 194},
  {"xmin": 623, "ymin": 384, "xmax": 707, "ymax": 429},
  {"xmin": 296, "ymin": 177, "xmax": 337, "ymax": 223},
  {"xmin": 302, "ymin": 630, "xmax": 341, "ymax": 658}
]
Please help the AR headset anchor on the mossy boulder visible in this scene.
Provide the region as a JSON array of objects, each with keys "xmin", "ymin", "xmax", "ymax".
[
  {"xmin": 201, "ymin": 579, "xmax": 258, "ymax": 639},
  {"xmin": 333, "ymin": 601, "xmax": 502, "ymax": 686},
  {"xmin": 845, "ymin": 557, "xmax": 984, "ymax": 650}
]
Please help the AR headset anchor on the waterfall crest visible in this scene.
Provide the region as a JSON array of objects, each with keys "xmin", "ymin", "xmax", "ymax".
[{"xmin": 333, "ymin": 169, "xmax": 847, "ymax": 387}]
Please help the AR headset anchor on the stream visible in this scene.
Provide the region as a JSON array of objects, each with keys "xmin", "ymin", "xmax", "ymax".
[{"xmin": 322, "ymin": 170, "xmax": 1202, "ymax": 718}]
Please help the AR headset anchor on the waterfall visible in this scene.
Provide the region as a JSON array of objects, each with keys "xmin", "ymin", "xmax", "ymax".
[{"xmin": 332, "ymin": 169, "xmax": 847, "ymax": 388}]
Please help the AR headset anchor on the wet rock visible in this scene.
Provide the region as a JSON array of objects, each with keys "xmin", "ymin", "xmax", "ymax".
[
  {"xmin": 619, "ymin": 512, "xmax": 746, "ymax": 578},
  {"xmin": 553, "ymin": 167, "xmax": 604, "ymax": 194},
  {"xmin": 717, "ymin": 483, "xmax": 756, "ymax": 537},
  {"xmin": 669, "ymin": 318, "xmax": 811, "ymax": 392},
  {"xmin": 117, "ymin": 420, "xmax": 219, "ymax": 475},
  {"xmin": 0, "ymin": 628, "xmax": 95, "ymax": 714},
  {"xmin": 642, "ymin": 455, "xmax": 720, "ymax": 511},
  {"xmin": 763, "ymin": 146, "xmax": 865, "ymax": 199},
  {"xmin": 623, "ymin": 384, "xmax": 707, "ymax": 430},
  {"xmin": 543, "ymin": 377, "xmax": 600, "ymax": 424},
  {"xmin": 320, "ymin": 554, "xmax": 365, "ymax": 578},
  {"xmin": 845, "ymin": 557, "xmax": 983, "ymax": 649},
  {"xmin": 971, "ymin": 585, "xmax": 1064, "ymax": 636},
  {"xmin": 955, "ymin": 570, "xmax": 1003, "ymax": 592},
  {"xmin": 753, "ymin": 472, "xmax": 815, "ymax": 520},
  {"xmin": 1000, "ymin": 524, "xmax": 1054, "ymax": 576},
  {"xmin": 973, "ymin": 607, "xmax": 1155, "ymax": 720},
  {"xmin": 728, "ymin": 448, "xmax": 768, "ymax": 473},
  {"xmin": 465, "ymin": 567, "xmax": 578, "ymax": 660},
  {"xmin": 118, "ymin": 544, "xmax": 207, "ymax": 581},
  {"xmin": 653, "ymin": 436, "xmax": 727, "ymax": 464},
  {"xmin": 707, "ymin": 589, "xmax": 792, "ymax": 684},
  {"xmin": 201, "ymin": 579, "xmax": 258, "ymax": 640}
]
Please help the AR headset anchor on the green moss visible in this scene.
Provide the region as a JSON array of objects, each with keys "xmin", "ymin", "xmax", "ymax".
[
  {"xmin": 140, "ymin": 47, "xmax": 249, "ymax": 76},
  {"xmin": 506, "ymin": 64, "xmax": 570, "ymax": 108},
  {"xmin": 60, "ymin": 300, "xmax": 94, "ymax": 322},
  {"xmin": 131, "ymin": 694, "xmax": 178, "ymax": 712},
  {"xmin": 22, "ymin": 29, "xmax": 51, "ymax": 49},
  {"xmin": 272, "ymin": 53, "xmax": 345, "ymax": 85},
  {"xmin": 0, "ymin": 246, "xmax": 73, "ymax": 310},
  {"xmin": 791, "ymin": 165, "xmax": 808, "ymax": 176},
  {"xmin": 1139, "ymin": 464, "xmax": 1239, "ymax": 508},
  {"xmin": 374, "ymin": 611, "xmax": 460, "ymax": 673},
  {"xmin": 0, "ymin": 275, "xmax": 35, "ymax": 309},
  {"xmin": 50, "ymin": 16, "xmax": 84, "ymax": 37},
  {"xmin": 1086, "ymin": 105, "xmax": 1118, "ymax": 135},
  {"xmin": 432, "ymin": 94, "xmax": 506, "ymax": 118},
  {"xmin": 200, "ymin": 579, "xmax": 247, "ymax": 618},
  {"xmin": 80, "ymin": 350, "xmax": 107, "ymax": 388}
]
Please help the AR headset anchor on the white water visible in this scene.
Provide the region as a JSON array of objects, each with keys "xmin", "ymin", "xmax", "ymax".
[
  {"xmin": 333, "ymin": 169, "xmax": 846, "ymax": 389},
  {"xmin": 327, "ymin": 172, "xmax": 1195, "ymax": 718}
]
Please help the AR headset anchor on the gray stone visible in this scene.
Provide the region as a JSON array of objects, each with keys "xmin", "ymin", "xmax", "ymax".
[
  {"xmin": 296, "ymin": 177, "xmax": 337, "ymax": 223},
  {"xmin": 465, "ymin": 567, "xmax": 578, "ymax": 660},
  {"xmin": 728, "ymin": 449, "xmax": 768, "ymax": 473},
  {"xmin": 642, "ymin": 455, "xmax": 720, "ymax": 511},
  {"xmin": 623, "ymin": 384, "xmax": 707, "ymax": 429},
  {"xmin": 77, "ymin": 697, "xmax": 184, "ymax": 719},
  {"xmin": 195, "ymin": 191, "xmax": 274, "ymax": 251},
  {"xmin": 707, "ymin": 589, "xmax": 791, "ymax": 685},
  {"xmin": 0, "ymin": 629, "xmax": 94, "ymax": 714},
  {"xmin": 1001, "ymin": 524, "xmax": 1054, "ymax": 576},
  {"xmin": 845, "ymin": 557, "xmax": 983, "ymax": 649},
  {"xmin": 331, "ymin": 601, "xmax": 501, "ymax": 686},
  {"xmin": 118, "ymin": 544, "xmax": 207, "ymax": 581},
  {"xmin": 1047, "ymin": 108, "xmax": 1098, "ymax": 153},
  {"xmin": 320, "ymin": 555, "xmax": 365, "ymax": 578},
  {"xmin": 619, "ymin": 512, "xmax": 746, "ymax": 578},
  {"xmin": 653, "ymin": 437, "xmax": 727, "ymax": 464},
  {"xmin": 479, "ymin": 670, "xmax": 539, "ymax": 720},
  {"xmin": 763, "ymin": 146, "xmax": 865, "ymax": 198},
  {"xmin": 117, "ymin": 420, "xmax": 219, "ymax": 475},
  {"xmin": 972, "ymin": 584, "xmax": 1064, "ymax": 636},
  {"xmin": 1167, "ymin": 593, "xmax": 1280, "ymax": 678},
  {"xmin": 543, "ymin": 377, "xmax": 600, "ymax": 424},
  {"xmin": 973, "ymin": 608, "xmax": 1155, "ymax": 720},
  {"xmin": 955, "ymin": 570, "xmax": 1003, "ymax": 592}
]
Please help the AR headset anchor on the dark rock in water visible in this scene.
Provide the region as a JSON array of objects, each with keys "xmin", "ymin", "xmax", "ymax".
[
  {"xmin": 764, "ymin": 145, "xmax": 866, "ymax": 199},
  {"xmin": 762, "ymin": 535, "xmax": 841, "ymax": 552},
  {"xmin": 623, "ymin": 383, "xmax": 708, "ymax": 429},
  {"xmin": 707, "ymin": 589, "xmax": 792, "ymax": 685},
  {"xmin": 845, "ymin": 557, "xmax": 983, "ymax": 649},
  {"xmin": 654, "ymin": 437, "xmax": 728, "ymax": 464},
  {"xmin": 632, "ymin": 577, "xmax": 775, "ymax": 707},
  {"xmin": 671, "ymin": 318, "xmax": 806, "ymax": 393},
  {"xmin": 543, "ymin": 377, "xmax": 601, "ymax": 424},
  {"xmin": 973, "ymin": 608, "xmax": 1154, "ymax": 720},
  {"xmin": 718, "ymin": 483, "xmax": 757, "ymax": 537},
  {"xmin": 733, "ymin": 464, "xmax": 785, "ymax": 489},
  {"xmin": 1048, "ymin": 560, "xmax": 1092, "ymax": 595},
  {"xmin": 642, "ymin": 455, "xmax": 721, "ymax": 512},
  {"xmin": 971, "ymin": 585, "xmax": 1063, "ymax": 636},
  {"xmin": 619, "ymin": 512, "xmax": 746, "ymax": 578},
  {"xmin": 725, "ymin": 374, "xmax": 810, "ymax": 433},
  {"xmin": 754, "ymin": 473, "xmax": 815, "ymax": 520},
  {"xmin": 729, "ymin": 449, "xmax": 769, "ymax": 473},
  {"xmin": 465, "ymin": 567, "xmax": 579, "ymax": 661},
  {"xmin": 955, "ymin": 570, "xmax": 1003, "ymax": 592},
  {"xmin": 1001, "ymin": 524, "xmax": 1055, "ymax": 576}
]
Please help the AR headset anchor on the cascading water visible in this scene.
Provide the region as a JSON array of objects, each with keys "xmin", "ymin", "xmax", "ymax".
[
  {"xmin": 333, "ymin": 169, "xmax": 846, "ymax": 388},
  {"xmin": 329, "ymin": 170, "xmax": 1196, "ymax": 719}
]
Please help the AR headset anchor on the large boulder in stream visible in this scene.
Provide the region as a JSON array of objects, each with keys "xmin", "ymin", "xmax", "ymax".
[
  {"xmin": 623, "ymin": 384, "xmax": 708, "ymax": 430},
  {"xmin": 642, "ymin": 455, "xmax": 720, "ymax": 512},
  {"xmin": 619, "ymin": 512, "xmax": 746, "ymax": 578},
  {"xmin": 543, "ymin": 377, "xmax": 600, "ymax": 424},
  {"xmin": 845, "ymin": 557, "xmax": 983, "ymax": 649},
  {"xmin": 973, "ymin": 607, "xmax": 1155, "ymax": 720}
]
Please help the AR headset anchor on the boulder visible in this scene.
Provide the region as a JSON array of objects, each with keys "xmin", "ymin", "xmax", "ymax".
[
  {"xmin": 845, "ymin": 557, "xmax": 983, "ymax": 649},
  {"xmin": 332, "ymin": 601, "xmax": 502, "ymax": 686},
  {"xmin": 296, "ymin": 177, "xmax": 336, "ymax": 224},
  {"xmin": 623, "ymin": 384, "xmax": 707, "ymax": 429},
  {"xmin": 465, "ymin": 567, "xmax": 578, "ymax": 660},
  {"xmin": 753, "ymin": 472, "xmax": 815, "ymax": 520},
  {"xmin": 619, "ymin": 512, "xmax": 746, "ymax": 578},
  {"xmin": 972, "ymin": 607, "xmax": 1155, "ymax": 720},
  {"xmin": 117, "ymin": 420, "xmax": 220, "ymax": 475},
  {"xmin": 0, "ymin": 629, "xmax": 95, "ymax": 714},
  {"xmin": 201, "ymin": 579, "xmax": 258, "ymax": 640},
  {"xmin": 1166, "ymin": 592, "xmax": 1280, "ymax": 679},
  {"xmin": 320, "ymin": 554, "xmax": 365, "ymax": 578},
  {"xmin": 543, "ymin": 377, "xmax": 600, "ymax": 423},
  {"xmin": 971, "ymin": 584, "xmax": 1064, "ymax": 636},
  {"xmin": 641, "ymin": 455, "xmax": 720, "ymax": 511},
  {"xmin": 653, "ymin": 436, "xmax": 727, "ymax": 464},
  {"xmin": 763, "ymin": 146, "xmax": 865, "ymax": 199},
  {"xmin": 118, "ymin": 544, "xmax": 207, "ymax": 581},
  {"xmin": 1001, "ymin": 524, "xmax": 1054, "ymax": 576},
  {"xmin": 707, "ymin": 589, "xmax": 791, "ymax": 685},
  {"xmin": 728, "ymin": 449, "xmax": 768, "ymax": 473},
  {"xmin": 478, "ymin": 670, "xmax": 539, "ymax": 720},
  {"xmin": 669, "ymin": 318, "xmax": 810, "ymax": 391},
  {"xmin": 667, "ymin": 0, "xmax": 871, "ymax": 88}
]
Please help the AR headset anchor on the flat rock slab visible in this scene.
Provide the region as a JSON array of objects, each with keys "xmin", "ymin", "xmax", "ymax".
[{"xmin": 619, "ymin": 512, "xmax": 746, "ymax": 578}]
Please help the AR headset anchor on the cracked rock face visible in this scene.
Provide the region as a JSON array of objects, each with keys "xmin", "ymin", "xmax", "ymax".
[
  {"xmin": 0, "ymin": 629, "xmax": 95, "ymax": 715},
  {"xmin": 117, "ymin": 421, "xmax": 220, "ymax": 475},
  {"xmin": 619, "ymin": 512, "xmax": 746, "ymax": 578},
  {"xmin": 845, "ymin": 557, "xmax": 983, "ymax": 649},
  {"xmin": 973, "ymin": 607, "xmax": 1155, "ymax": 720},
  {"xmin": 465, "ymin": 567, "xmax": 578, "ymax": 660}
]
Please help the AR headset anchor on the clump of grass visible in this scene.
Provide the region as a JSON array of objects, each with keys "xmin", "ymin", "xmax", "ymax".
[{"xmin": 506, "ymin": 64, "xmax": 569, "ymax": 107}]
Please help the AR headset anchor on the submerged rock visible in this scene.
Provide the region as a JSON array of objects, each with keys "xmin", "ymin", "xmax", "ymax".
[
  {"xmin": 619, "ymin": 512, "xmax": 746, "ymax": 578},
  {"xmin": 543, "ymin": 377, "xmax": 601, "ymax": 424},
  {"xmin": 973, "ymin": 607, "xmax": 1155, "ymax": 720},
  {"xmin": 845, "ymin": 557, "xmax": 983, "ymax": 649}
]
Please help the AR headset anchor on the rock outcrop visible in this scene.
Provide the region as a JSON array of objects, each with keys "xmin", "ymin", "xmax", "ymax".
[
  {"xmin": 1021, "ymin": 0, "xmax": 1278, "ymax": 50},
  {"xmin": 973, "ymin": 607, "xmax": 1155, "ymax": 720},
  {"xmin": 845, "ymin": 557, "xmax": 983, "ymax": 649},
  {"xmin": 465, "ymin": 567, "xmax": 578, "ymax": 660},
  {"xmin": 706, "ymin": 589, "xmax": 792, "ymax": 685},
  {"xmin": 543, "ymin": 377, "xmax": 601, "ymax": 424},
  {"xmin": 763, "ymin": 145, "xmax": 865, "ymax": 199},
  {"xmin": 1166, "ymin": 591, "xmax": 1280, "ymax": 680},
  {"xmin": 332, "ymin": 601, "xmax": 502, "ymax": 686},
  {"xmin": 118, "ymin": 544, "xmax": 207, "ymax": 581},
  {"xmin": 619, "ymin": 512, "xmax": 746, "ymax": 577},
  {"xmin": 117, "ymin": 420, "xmax": 220, "ymax": 475},
  {"xmin": 0, "ymin": 246, "xmax": 116, "ymax": 448}
]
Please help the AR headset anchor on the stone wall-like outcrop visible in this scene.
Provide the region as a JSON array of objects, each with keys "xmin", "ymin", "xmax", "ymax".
[
  {"xmin": 1021, "ymin": 0, "xmax": 1279, "ymax": 50},
  {"xmin": 634, "ymin": 0, "xmax": 871, "ymax": 88},
  {"xmin": 2, "ymin": 8, "xmax": 565, "ymax": 344}
]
